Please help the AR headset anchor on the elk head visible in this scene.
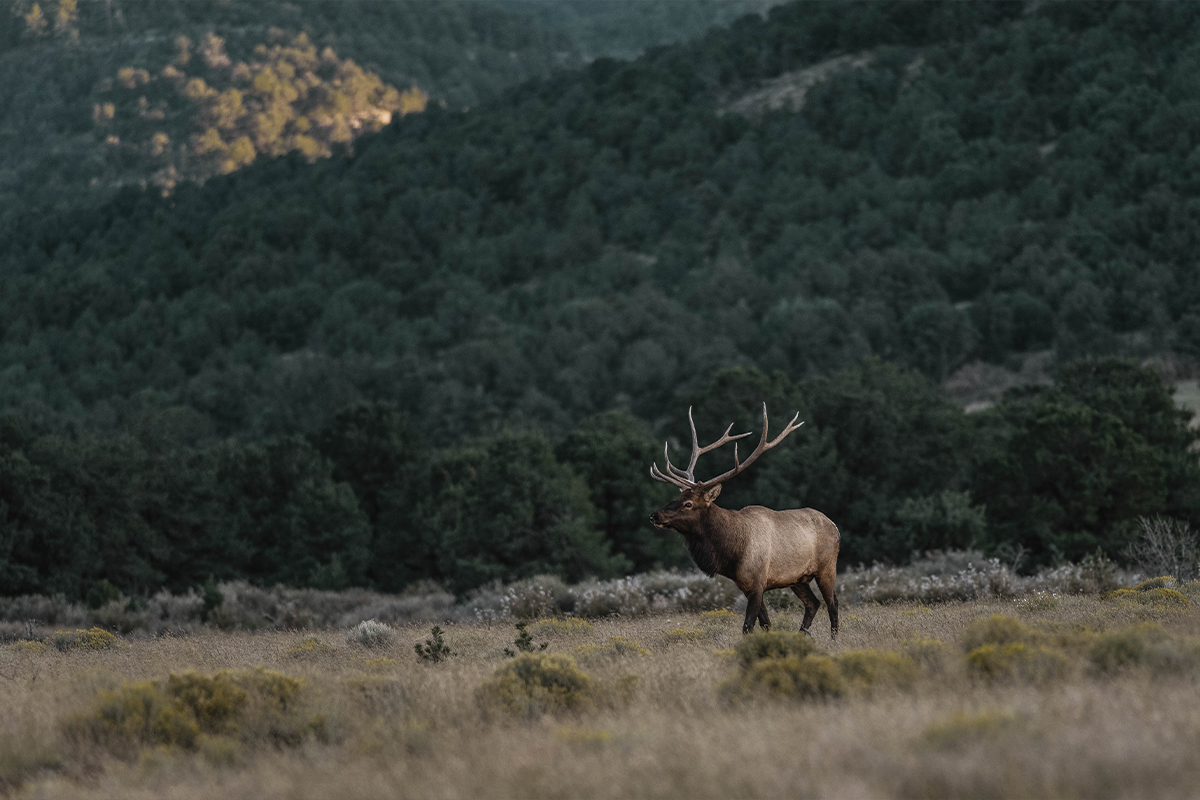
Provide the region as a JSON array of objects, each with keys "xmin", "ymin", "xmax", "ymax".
[{"xmin": 648, "ymin": 403, "xmax": 804, "ymax": 534}]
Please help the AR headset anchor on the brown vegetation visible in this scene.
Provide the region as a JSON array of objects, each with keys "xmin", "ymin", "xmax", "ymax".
[{"xmin": 3, "ymin": 585, "xmax": 1200, "ymax": 798}]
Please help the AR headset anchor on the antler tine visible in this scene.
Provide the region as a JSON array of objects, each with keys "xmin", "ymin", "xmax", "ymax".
[
  {"xmin": 681, "ymin": 407, "xmax": 753, "ymax": 482},
  {"xmin": 648, "ymin": 405, "xmax": 779, "ymax": 493},
  {"xmin": 651, "ymin": 441, "xmax": 697, "ymax": 491},
  {"xmin": 650, "ymin": 461, "xmax": 693, "ymax": 490},
  {"xmin": 767, "ymin": 409, "xmax": 804, "ymax": 447},
  {"xmin": 696, "ymin": 402, "xmax": 805, "ymax": 489},
  {"xmin": 662, "ymin": 440, "xmax": 694, "ymax": 481},
  {"xmin": 684, "ymin": 406, "xmax": 700, "ymax": 476}
]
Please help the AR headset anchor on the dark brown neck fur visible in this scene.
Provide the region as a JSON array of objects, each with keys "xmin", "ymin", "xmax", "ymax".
[{"xmin": 676, "ymin": 505, "xmax": 744, "ymax": 579}]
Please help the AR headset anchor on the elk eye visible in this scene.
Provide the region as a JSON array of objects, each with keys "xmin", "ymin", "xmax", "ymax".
[{"xmin": 684, "ymin": 501, "xmax": 693, "ymax": 508}]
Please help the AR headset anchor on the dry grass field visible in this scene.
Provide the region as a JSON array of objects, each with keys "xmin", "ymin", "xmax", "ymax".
[{"xmin": 3, "ymin": 584, "xmax": 1200, "ymax": 800}]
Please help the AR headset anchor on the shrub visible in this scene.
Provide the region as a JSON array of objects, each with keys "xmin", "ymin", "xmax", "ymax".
[
  {"xmin": 606, "ymin": 636, "xmax": 648, "ymax": 657},
  {"xmin": 63, "ymin": 667, "xmax": 318, "ymax": 757},
  {"xmin": 201, "ymin": 575, "xmax": 224, "ymax": 622},
  {"xmin": 1086, "ymin": 623, "xmax": 1190, "ymax": 673},
  {"xmin": 529, "ymin": 618, "xmax": 594, "ymax": 638},
  {"xmin": 960, "ymin": 615, "xmax": 1032, "ymax": 652},
  {"xmin": 571, "ymin": 576, "xmax": 652, "ymax": 618},
  {"xmin": 722, "ymin": 630, "xmax": 851, "ymax": 701},
  {"xmin": 663, "ymin": 627, "xmax": 706, "ymax": 644},
  {"xmin": 347, "ymin": 619, "xmax": 395, "ymax": 648},
  {"xmin": 1125, "ymin": 517, "xmax": 1198, "ymax": 583},
  {"xmin": 8, "ymin": 640, "xmax": 46, "ymax": 654},
  {"xmin": 639, "ymin": 571, "xmax": 742, "ymax": 612},
  {"xmin": 85, "ymin": 580, "xmax": 122, "ymax": 611},
  {"xmin": 733, "ymin": 630, "xmax": 819, "ymax": 667},
  {"xmin": 838, "ymin": 550, "xmax": 1139, "ymax": 604},
  {"xmin": 287, "ymin": 636, "xmax": 337, "ymax": 658},
  {"xmin": 1079, "ymin": 548, "xmax": 1122, "ymax": 593},
  {"xmin": 49, "ymin": 627, "xmax": 117, "ymax": 652},
  {"xmin": 74, "ymin": 680, "xmax": 199, "ymax": 752},
  {"xmin": 237, "ymin": 667, "xmax": 305, "ymax": 712},
  {"xmin": 504, "ymin": 622, "xmax": 548, "ymax": 657},
  {"xmin": 836, "ymin": 649, "xmax": 918, "ymax": 690},
  {"xmin": 166, "ymin": 671, "xmax": 247, "ymax": 733},
  {"xmin": 723, "ymin": 655, "xmax": 845, "ymax": 700},
  {"xmin": 903, "ymin": 636, "xmax": 949, "ymax": 671},
  {"xmin": 479, "ymin": 653, "xmax": 594, "ymax": 717},
  {"xmin": 1102, "ymin": 580, "xmax": 1191, "ymax": 608},
  {"xmin": 414, "ymin": 626, "xmax": 455, "ymax": 663},
  {"xmin": 965, "ymin": 643, "xmax": 1070, "ymax": 684},
  {"xmin": 506, "ymin": 576, "xmax": 575, "ymax": 620}
]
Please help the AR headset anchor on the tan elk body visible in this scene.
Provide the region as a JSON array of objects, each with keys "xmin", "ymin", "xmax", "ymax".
[{"xmin": 649, "ymin": 405, "xmax": 839, "ymax": 637}]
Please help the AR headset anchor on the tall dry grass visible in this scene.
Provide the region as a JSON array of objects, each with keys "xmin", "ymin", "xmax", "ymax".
[{"xmin": 3, "ymin": 579, "xmax": 1200, "ymax": 798}]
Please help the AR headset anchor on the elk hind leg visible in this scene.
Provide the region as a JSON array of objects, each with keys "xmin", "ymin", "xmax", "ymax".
[
  {"xmin": 742, "ymin": 589, "xmax": 765, "ymax": 634},
  {"xmin": 816, "ymin": 570, "xmax": 839, "ymax": 640},
  {"xmin": 790, "ymin": 580, "xmax": 820, "ymax": 633}
]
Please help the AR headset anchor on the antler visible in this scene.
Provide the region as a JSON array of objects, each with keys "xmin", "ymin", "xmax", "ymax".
[{"xmin": 650, "ymin": 403, "xmax": 804, "ymax": 492}]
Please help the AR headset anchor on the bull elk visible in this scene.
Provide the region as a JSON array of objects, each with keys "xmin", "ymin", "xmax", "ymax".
[{"xmin": 649, "ymin": 404, "xmax": 839, "ymax": 637}]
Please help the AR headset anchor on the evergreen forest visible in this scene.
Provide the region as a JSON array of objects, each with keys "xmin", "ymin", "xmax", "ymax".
[{"xmin": 3, "ymin": 1, "xmax": 1200, "ymax": 601}]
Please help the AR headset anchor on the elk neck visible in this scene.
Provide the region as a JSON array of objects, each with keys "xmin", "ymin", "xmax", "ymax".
[{"xmin": 679, "ymin": 503, "xmax": 747, "ymax": 579}]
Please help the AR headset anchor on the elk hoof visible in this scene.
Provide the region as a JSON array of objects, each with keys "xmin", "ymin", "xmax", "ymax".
[{"xmin": 800, "ymin": 628, "xmax": 813, "ymax": 639}]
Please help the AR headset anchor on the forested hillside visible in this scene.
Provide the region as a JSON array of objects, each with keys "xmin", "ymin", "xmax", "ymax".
[
  {"xmin": 3, "ymin": 1, "xmax": 1200, "ymax": 600},
  {"xmin": 0, "ymin": 0, "xmax": 775, "ymax": 211}
]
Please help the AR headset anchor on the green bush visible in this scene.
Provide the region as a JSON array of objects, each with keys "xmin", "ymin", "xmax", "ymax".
[
  {"xmin": 965, "ymin": 643, "xmax": 1070, "ymax": 684},
  {"xmin": 415, "ymin": 626, "xmax": 455, "ymax": 663},
  {"xmin": 837, "ymin": 649, "xmax": 918, "ymax": 691},
  {"xmin": 663, "ymin": 627, "xmax": 707, "ymax": 644},
  {"xmin": 903, "ymin": 636, "xmax": 950, "ymax": 672},
  {"xmin": 733, "ymin": 630, "xmax": 819, "ymax": 667},
  {"xmin": 1086, "ymin": 623, "xmax": 1191, "ymax": 673},
  {"xmin": 723, "ymin": 655, "xmax": 845, "ymax": 700},
  {"xmin": 1101, "ymin": 578, "xmax": 1191, "ymax": 608},
  {"xmin": 504, "ymin": 622, "xmax": 548, "ymax": 657},
  {"xmin": 85, "ymin": 580, "xmax": 122, "ymax": 611},
  {"xmin": 63, "ymin": 667, "xmax": 319, "ymax": 757},
  {"xmin": 166, "ymin": 671, "xmax": 247, "ymax": 734},
  {"xmin": 287, "ymin": 636, "xmax": 337, "ymax": 658},
  {"xmin": 478, "ymin": 653, "xmax": 594, "ymax": 717},
  {"xmin": 49, "ymin": 627, "xmax": 117, "ymax": 652}
]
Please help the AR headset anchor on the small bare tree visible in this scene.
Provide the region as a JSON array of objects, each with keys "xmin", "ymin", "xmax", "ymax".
[{"xmin": 1126, "ymin": 516, "xmax": 1198, "ymax": 583}]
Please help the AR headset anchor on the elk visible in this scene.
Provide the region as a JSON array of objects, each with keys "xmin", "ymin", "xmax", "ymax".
[{"xmin": 649, "ymin": 404, "xmax": 839, "ymax": 638}]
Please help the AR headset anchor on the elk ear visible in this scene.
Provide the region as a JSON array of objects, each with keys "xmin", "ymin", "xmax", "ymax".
[{"xmin": 703, "ymin": 484, "xmax": 722, "ymax": 502}]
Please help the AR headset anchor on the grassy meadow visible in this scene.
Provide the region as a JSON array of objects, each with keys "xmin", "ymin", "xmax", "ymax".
[{"xmin": 3, "ymin": 583, "xmax": 1200, "ymax": 800}]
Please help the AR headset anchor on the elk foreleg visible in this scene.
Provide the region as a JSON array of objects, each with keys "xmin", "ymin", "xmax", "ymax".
[
  {"xmin": 742, "ymin": 589, "xmax": 765, "ymax": 634},
  {"xmin": 757, "ymin": 597, "xmax": 771, "ymax": 631},
  {"xmin": 790, "ymin": 580, "xmax": 821, "ymax": 634}
]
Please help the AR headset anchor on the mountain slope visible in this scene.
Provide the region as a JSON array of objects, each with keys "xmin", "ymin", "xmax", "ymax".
[
  {"xmin": 0, "ymin": 0, "xmax": 779, "ymax": 211},
  {"xmin": 3, "ymin": 1, "xmax": 1200, "ymax": 445}
]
